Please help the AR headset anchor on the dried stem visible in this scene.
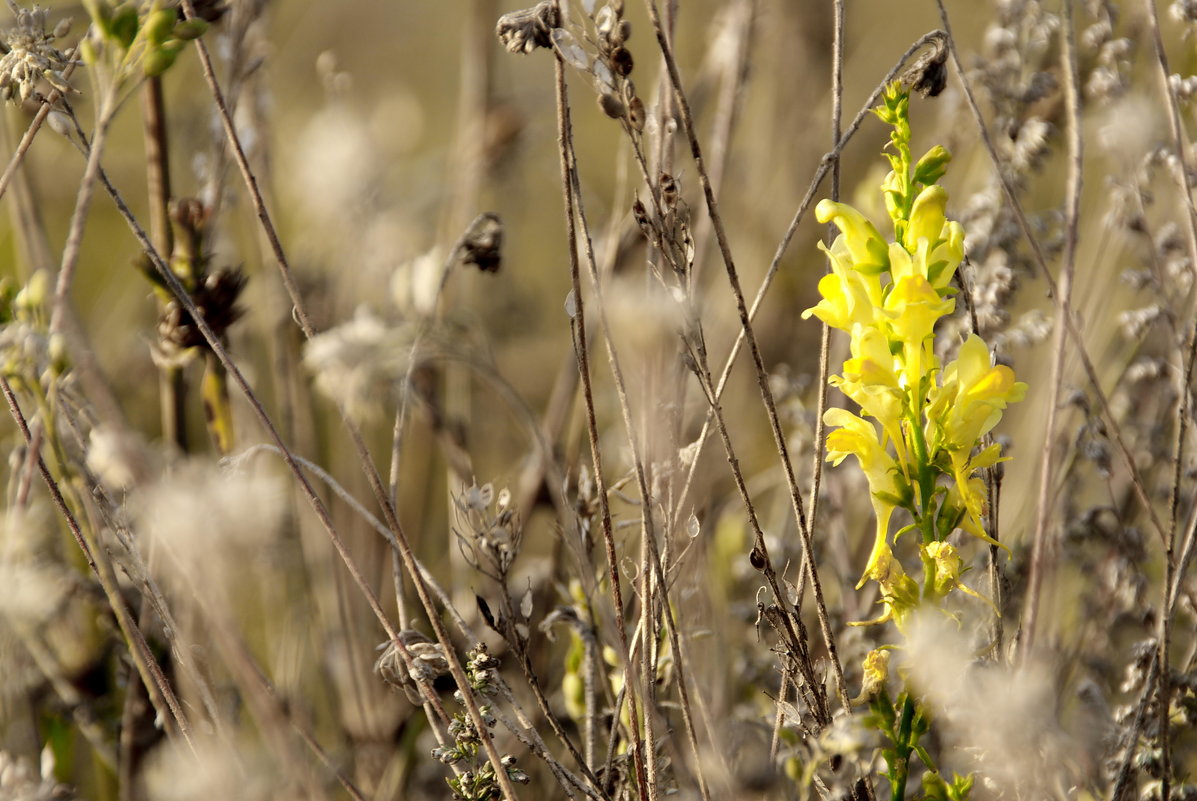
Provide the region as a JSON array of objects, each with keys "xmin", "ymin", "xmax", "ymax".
[
  {"xmin": 1021, "ymin": 0, "xmax": 1082, "ymax": 662},
  {"xmin": 552, "ymin": 30, "xmax": 652, "ymax": 800},
  {"xmin": 935, "ymin": 0, "xmax": 1168, "ymax": 551},
  {"xmin": 643, "ymin": 0, "xmax": 852, "ymax": 717},
  {"xmin": 1, "ymin": 376, "xmax": 193, "ymax": 748}
]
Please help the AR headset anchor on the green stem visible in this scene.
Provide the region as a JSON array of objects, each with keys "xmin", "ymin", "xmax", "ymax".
[
  {"xmin": 903, "ymin": 400, "xmax": 938, "ymax": 543},
  {"xmin": 891, "ymin": 694, "xmax": 916, "ymax": 801}
]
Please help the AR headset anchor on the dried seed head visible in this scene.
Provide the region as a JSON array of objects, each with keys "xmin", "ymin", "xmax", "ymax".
[
  {"xmin": 901, "ymin": 33, "xmax": 949, "ymax": 97},
  {"xmin": 495, "ymin": 2, "xmax": 560, "ymax": 54},
  {"xmin": 460, "ymin": 212, "xmax": 503, "ymax": 273},
  {"xmin": 177, "ymin": 0, "xmax": 229, "ymax": 23},
  {"xmin": 749, "ymin": 547, "xmax": 767, "ymax": 571},
  {"xmin": 595, "ymin": 4, "xmax": 617, "ymax": 38},
  {"xmin": 375, "ymin": 631, "xmax": 453, "ymax": 704},
  {"xmin": 659, "ymin": 171, "xmax": 679, "ymax": 210},
  {"xmin": 1171, "ymin": 0, "xmax": 1197, "ymax": 24},
  {"xmin": 0, "ymin": 4, "xmax": 76, "ymax": 104},
  {"xmin": 631, "ymin": 197, "xmax": 655, "ymax": 242}
]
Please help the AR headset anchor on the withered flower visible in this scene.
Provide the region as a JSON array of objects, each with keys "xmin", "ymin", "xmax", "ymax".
[{"xmin": 495, "ymin": 2, "xmax": 559, "ymax": 54}]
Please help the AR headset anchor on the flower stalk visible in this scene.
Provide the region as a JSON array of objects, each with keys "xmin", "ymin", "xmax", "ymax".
[{"xmin": 807, "ymin": 83, "xmax": 1027, "ymax": 799}]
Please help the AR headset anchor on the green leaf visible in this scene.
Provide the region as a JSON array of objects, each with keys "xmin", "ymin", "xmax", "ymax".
[
  {"xmin": 79, "ymin": 37, "xmax": 100, "ymax": 67},
  {"xmin": 922, "ymin": 771, "xmax": 950, "ymax": 801}
]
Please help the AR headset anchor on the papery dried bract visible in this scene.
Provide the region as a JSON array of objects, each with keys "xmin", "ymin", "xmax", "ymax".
[{"xmin": 495, "ymin": 2, "xmax": 559, "ymax": 54}]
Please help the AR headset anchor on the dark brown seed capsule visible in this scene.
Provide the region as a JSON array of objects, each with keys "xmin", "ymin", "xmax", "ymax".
[
  {"xmin": 610, "ymin": 46, "xmax": 633, "ymax": 77},
  {"xmin": 749, "ymin": 547, "xmax": 767, "ymax": 571}
]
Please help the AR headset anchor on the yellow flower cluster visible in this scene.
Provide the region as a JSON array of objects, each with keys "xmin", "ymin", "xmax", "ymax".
[{"xmin": 806, "ymin": 86, "xmax": 1026, "ymax": 632}]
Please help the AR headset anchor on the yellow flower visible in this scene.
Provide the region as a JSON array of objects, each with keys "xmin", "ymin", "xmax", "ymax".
[
  {"xmin": 881, "ymin": 274, "xmax": 954, "ymax": 390},
  {"xmin": 904, "ymin": 185, "xmax": 948, "ymax": 253},
  {"xmin": 930, "ymin": 335, "xmax": 1027, "ymax": 451},
  {"xmin": 830, "ymin": 328, "xmax": 907, "ymax": 459},
  {"xmin": 852, "ymin": 648, "xmax": 892, "ymax": 706},
  {"xmin": 943, "ymin": 446, "xmax": 1009, "ymax": 549},
  {"xmin": 825, "ymin": 408, "xmax": 904, "ymax": 583},
  {"xmin": 816, "ymin": 199, "xmax": 890, "ymax": 275},
  {"xmin": 851, "ymin": 539, "xmax": 920, "ymax": 630},
  {"xmin": 802, "ymin": 233, "xmax": 885, "ymax": 332},
  {"xmin": 921, "ymin": 541, "xmax": 996, "ymax": 611}
]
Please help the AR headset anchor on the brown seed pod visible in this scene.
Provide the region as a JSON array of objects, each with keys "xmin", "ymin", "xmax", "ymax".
[
  {"xmin": 598, "ymin": 92, "xmax": 626, "ymax": 120},
  {"xmin": 627, "ymin": 96, "xmax": 645, "ymax": 132},
  {"xmin": 749, "ymin": 547, "xmax": 767, "ymax": 571},
  {"xmin": 610, "ymin": 46, "xmax": 633, "ymax": 77}
]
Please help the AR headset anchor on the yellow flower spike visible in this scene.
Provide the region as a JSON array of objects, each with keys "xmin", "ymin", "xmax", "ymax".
[
  {"xmin": 816, "ymin": 199, "xmax": 890, "ymax": 274},
  {"xmin": 904, "ymin": 185, "xmax": 948, "ymax": 253}
]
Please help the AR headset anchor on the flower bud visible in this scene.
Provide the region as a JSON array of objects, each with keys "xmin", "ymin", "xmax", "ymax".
[{"xmin": 913, "ymin": 145, "xmax": 951, "ymax": 186}]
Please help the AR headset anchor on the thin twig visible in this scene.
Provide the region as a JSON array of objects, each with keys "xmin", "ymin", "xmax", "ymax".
[
  {"xmin": 1020, "ymin": 0, "xmax": 1082, "ymax": 662},
  {"xmin": 1142, "ymin": 1, "xmax": 1197, "ymax": 797},
  {"xmin": 934, "ymin": 0, "xmax": 1169, "ymax": 550},
  {"xmin": 176, "ymin": 0, "xmax": 314, "ymax": 338},
  {"xmin": 671, "ymin": 29, "xmax": 948, "ymax": 548},
  {"xmin": 643, "ymin": 0, "xmax": 852, "ymax": 717},
  {"xmin": 552, "ymin": 28, "xmax": 652, "ymax": 800},
  {"xmin": 1, "ymin": 377, "xmax": 193, "ymax": 749}
]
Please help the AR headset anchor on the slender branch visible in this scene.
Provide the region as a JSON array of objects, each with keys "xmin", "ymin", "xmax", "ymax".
[
  {"xmin": 175, "ymin": 1, "xmax": 313, "ymax": 338},
  {"xmin": 552, "ymin": 27, "xmax": 651, "ymax": 799},
  {"xmin": 1, "ymin": 377, "xmax": 193, "ymax": 748},
  {"xmin": 934, "ymin": 0, "xmax": 1169, "ymax": 549},
  {"xmin": 1142, "ymin": 0, "xmax": 1197, "ymax": 796},
  {"xmin": 643, "ymin": 0, "xmax": 852, "ymax": 717},
  {"xmin": 671, "ymin": 29, "xmax": 948, "ymax": 548},
  {"xmin": 1021, "ymin": 0, "xmax": 1082, "ymax": 662}
]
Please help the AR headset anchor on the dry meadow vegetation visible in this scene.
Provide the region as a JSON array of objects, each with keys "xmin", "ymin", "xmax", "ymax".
[{"xmin": 0, "ymin": 0, "xmax": 1196, "ymax": 799}]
